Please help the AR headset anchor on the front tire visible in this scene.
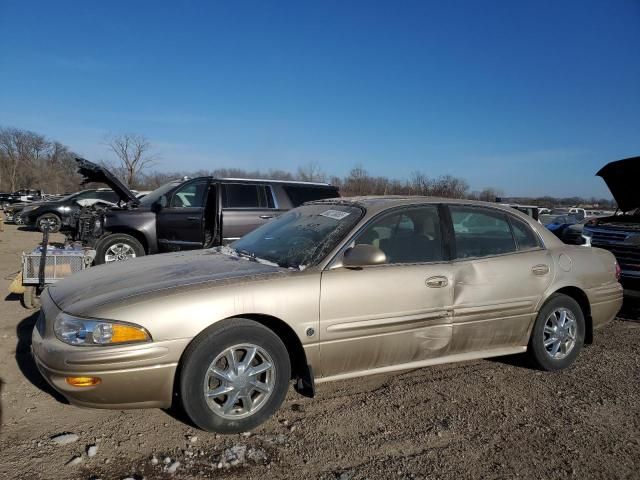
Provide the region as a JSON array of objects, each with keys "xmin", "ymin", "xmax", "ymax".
[
  {"xmin": 36, "ymin": 213, "xmax": 61, "ymax": 233},
  {"xmin": 95, "ymin": 234, "xmax": 145, "ymax": 265},
  {"xmin": 179, "ymin": 319, "xmax": 291, "ymax": 434},
  {"xmin": 528, "ymin": 293, "xmax": 585, "ymax": 371}
]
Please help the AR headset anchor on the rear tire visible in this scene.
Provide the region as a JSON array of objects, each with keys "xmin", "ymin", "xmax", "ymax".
[
  {"xmin": 95, "ymin": 234, "xmax": 145, "ymax": 265},
  {"xmin": 528, "ymin": 293, "xmax": 585, "ymax": 371},
  {"xmin": 179, "ymin": 319, "xmax": 291, "ymax": 434},
  {"xmin": 36, "ymin": 213, "xmax": 61, "ymax": 233}
]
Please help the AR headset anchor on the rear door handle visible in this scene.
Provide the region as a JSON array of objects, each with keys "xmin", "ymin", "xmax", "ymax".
[
  {"xmin": 532, "ymin": 264, "xmax": 550, "ymax": 276},
  {"xmin": 259, "ymin": 215, "xmax": 274, "ymax": 219},
  {"xmin": 426, "ymin": 276, "xmax": 449, "ymax": 288}
]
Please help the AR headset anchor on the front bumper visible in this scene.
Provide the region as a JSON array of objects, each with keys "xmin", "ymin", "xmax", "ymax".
[{"xmin": 31, "ymin": 293, "xmax": 191, "ymax": 409}]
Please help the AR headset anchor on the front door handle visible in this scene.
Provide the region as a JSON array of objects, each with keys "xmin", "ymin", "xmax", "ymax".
[
  {"xmin": 426, "ymin": 276, "xmax": 449, "ymax": 288},
  {"xmin": 259, "ymin": 215, "xmax": 274, "ymax": 219},
  {"xmin": 532, "ymin": 264, "xmax": 550, "ymax": 276},
  {"xmin": 186, "ymin": 216, "xmax": 200, "ymax": 222}
]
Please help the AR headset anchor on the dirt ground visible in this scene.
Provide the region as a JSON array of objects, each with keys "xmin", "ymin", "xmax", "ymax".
[{"xmin": 0, "ymin": 223, "xmax": 638, "ymax": 480}]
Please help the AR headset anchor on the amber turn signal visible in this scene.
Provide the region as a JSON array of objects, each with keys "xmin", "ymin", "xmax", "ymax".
[
  {"xmin": 65, "ymin": 376, "xmax": 101, "ymax": 387},
  {"xmin": 110, "ymin": 324, "xmax": 150, "ymax": 344}
]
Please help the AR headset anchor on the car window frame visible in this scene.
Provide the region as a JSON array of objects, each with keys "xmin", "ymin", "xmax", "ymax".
[
  {"xmin": 168, "ymin": 178, "xmax": 210, "ymax": 209},
  {"xmin": 507, "ymin": 214, "xmax": 544, "ymax": 251},
  {"xmin": 444, "ymin": 204, "xmax": 546, "ymax": 262},
  {"xmin": 327, "ymin": 203, "xmax": 453, "ymax": 269},
  {"xmin": 221, "ymin": 182, "xmax": 278, "ymax": 210}
]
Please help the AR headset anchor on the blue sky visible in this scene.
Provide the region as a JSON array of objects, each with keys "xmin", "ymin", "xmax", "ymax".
[{"xmin": 1, "ymin": 1, "xmax": 638, "ymax": 198}]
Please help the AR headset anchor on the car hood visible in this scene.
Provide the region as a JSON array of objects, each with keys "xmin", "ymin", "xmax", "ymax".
[
  {"xmin": 7, "ymin": 201, "xmax": 41, "ymax": 210},
  {"xmin": 48, "ymin": 249, "xmax": 285, "ymax": 315},
  {"xmin": 76, "ymin": 158, "xmax": 139, "ymax": 205},
  {"xmin": 597, "ymin": 156, "xmax": 640, "ymax": 212}
]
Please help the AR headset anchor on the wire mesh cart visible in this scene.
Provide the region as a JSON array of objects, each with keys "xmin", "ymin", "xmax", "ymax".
[{"xmin": 18, "ymin": 226, "xmax": 95, "ymax": 309}]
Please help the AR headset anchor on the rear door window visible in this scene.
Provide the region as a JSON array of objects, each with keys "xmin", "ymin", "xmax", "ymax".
[
  {"xmin": 222, "ymin": 184, "xmax": 274, "ymax": 208},
  {"xmin": 449, "ymin": 206, "xmax": 516, "ymax": 259},
  {"xmin": 510, "ymin": 217, "xmax": 541, "ymax": 250},
  {"xmin": 283, "ymin": 185, "xmax": 339, "ymax": 207},
  {"xmin": 97, "ymin": 191, "xmax": 119, "ymax": 203}
]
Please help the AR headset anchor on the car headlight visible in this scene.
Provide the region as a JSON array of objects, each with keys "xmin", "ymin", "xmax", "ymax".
[{"xmin": 53, "ymin": 313, "xmax": 151, "ymax": 346}]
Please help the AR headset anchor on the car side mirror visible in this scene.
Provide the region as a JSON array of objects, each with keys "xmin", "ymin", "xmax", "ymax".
[
  {"xmin": 342, "ymin": 244, "xmax": 387, "ymax": 268},
  {"xmin": 153, "ymin": 195, "xmax": 167, "ymax": 212}
]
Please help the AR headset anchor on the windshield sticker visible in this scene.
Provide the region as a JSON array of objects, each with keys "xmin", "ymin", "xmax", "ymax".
[{"xmin": 320, "ymin": 209, "xmax": 351, "ymax": 220}]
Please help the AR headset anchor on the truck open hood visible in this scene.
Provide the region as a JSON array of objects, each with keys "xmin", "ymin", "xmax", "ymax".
[
  {"xmin": 76, "ymin": 158, "xmax": 139, "ymax": 205},
  {"xmin": 597, "ymin": 156, "xmax": 640, "ymax": 213}
]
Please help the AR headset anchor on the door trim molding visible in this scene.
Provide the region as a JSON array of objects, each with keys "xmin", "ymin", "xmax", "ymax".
[{"xmin": 315, "ymin": 345, "xmax": 526, "ymax": 383}]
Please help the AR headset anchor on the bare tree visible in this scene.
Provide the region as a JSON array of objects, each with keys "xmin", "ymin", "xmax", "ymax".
[
  {"xmin": 409, "ymin": 171, "xmax": 430, "ymax": 195},
  {"xmin": 476, "ymin": 187, "xmax": 503, "ymax": 202},
  {"xmin": 297, "ymin": 162, "xmax": 326, "ymax": 182},
  {"xmin": 0, "ymin": 127, "xmax": 51, "ymax": 191},
  {"xmin": 104, "ymin": 133, "xmax": 157, "ymax": 188}
]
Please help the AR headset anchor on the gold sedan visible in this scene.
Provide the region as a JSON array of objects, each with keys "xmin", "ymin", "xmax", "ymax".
[{"xmin": 31, "ymin": 197, "xmax": 623, "ymax": 433}]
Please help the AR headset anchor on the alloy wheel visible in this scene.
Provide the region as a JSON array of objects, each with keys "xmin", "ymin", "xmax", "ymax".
[
  {"xmin": 543, "ymin": 307, "xmax": 577, "ymax": 360},
  {"xmin": 104, "ymin": 243, "xmax": 137, "ymax": 262},
  {"xmin": 203, "ymin": 343, "xmax": 275, "ymax": 420},
  {"xmin": 39, "ymin": 216, "xmax": 60, "ymax": 231}
]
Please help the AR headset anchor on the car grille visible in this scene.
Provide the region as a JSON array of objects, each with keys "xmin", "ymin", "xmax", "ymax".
[
  {"xmin": 588, "ymin": 228, "xmax": 640, "ymax": 275},
  {"xmin": 596, "ymin": 245, "xmax": 640, "ymax": 274},
  {"xmin": 591, "ymin": 230, "xmax": 629, "ymax": 243}
]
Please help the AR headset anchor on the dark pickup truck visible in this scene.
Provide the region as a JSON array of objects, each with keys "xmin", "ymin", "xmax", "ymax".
[
  {"xmin": 70, "ymin": 159, "xmax": 340, "ymax": 264},
  {"xmin": 583, "ymin": 156, "xmax": 640, "ymax": 291}
]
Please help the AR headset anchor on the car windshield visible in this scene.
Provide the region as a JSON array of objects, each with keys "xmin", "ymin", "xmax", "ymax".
[
  {"xmin": 55, "ymin": 191, "xmax": 84, "ymax": 202},
  {"xmin": 139, "ymin": 181, "xmax": 182, "ymax": 206},
  {"xmin": 229, "ymin": 203, "xmax": 364, "ymax": 269}
]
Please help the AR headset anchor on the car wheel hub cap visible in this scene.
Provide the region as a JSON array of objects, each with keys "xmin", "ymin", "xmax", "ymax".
[
  {"xmin": 203, "ymin": 344, "xmax": 275, "ymax": 420},
  {"xmin": 543, "ymin": 308, "xmax": 577, "ymax": 360},
  {"xmin": 105, "ymin": 243, "xmax": 137, "ymax": 263}
]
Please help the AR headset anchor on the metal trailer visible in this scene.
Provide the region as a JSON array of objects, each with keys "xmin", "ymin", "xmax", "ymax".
[{"xmin": 20, "ymin": 225, "xmax": 95, "ymax": 309}]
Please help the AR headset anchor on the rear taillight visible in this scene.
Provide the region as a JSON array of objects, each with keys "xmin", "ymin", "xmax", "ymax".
[{"xmin": 615, "ymin": 262, "xmax": 621, "ymax": 281}]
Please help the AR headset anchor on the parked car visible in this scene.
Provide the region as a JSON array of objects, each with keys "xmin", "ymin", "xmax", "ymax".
[
  {"xmin": 568, "ymin": 208, "xmax": 587, "ymax": 221},
  {"xmin": 19, "ymin": 188, "xmax": 127, "ymax": 233},
  {"xmin": 540, "ymin": 214, "xmax": 580, "ymax": 239},
  {"xmin": 3, "ymin": 194, "xmax": 65, "ymax": 224},
  {"xmin": 0, "ymin": 188, "xmax": 42, "ymax": 208},
  {"xmin": 32, "ymin": 197, "xmax": 623, "ymax": 433},
  {"xmin": 70, "ymin": 159, "xmax": 340, "ymax": 264},
  {"xmin": 561, "ymin": 218, "xmax": 592, "ymax": 245},
  {"xmin": 583, "ymin": 156, "xmax": 640, "ymax": 290}
]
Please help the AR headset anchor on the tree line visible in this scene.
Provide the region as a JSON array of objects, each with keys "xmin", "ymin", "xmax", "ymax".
[{"xmin": 0, "ymin": 126, "xmax": 616, "ymax": 208}]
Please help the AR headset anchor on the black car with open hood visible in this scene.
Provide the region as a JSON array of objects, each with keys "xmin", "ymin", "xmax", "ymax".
[
  {"xmin": 76, "ymin": 158, "xmax": 140, "ymax": 205},
  {"xmin": 66, "ymin": 159, "xmax": 340, "ymax": 264},
  {"xmin": 596, "ymin": 156, "xmax": 640, "ymax": 213},
  {"xmin": 584, "ymin": 156, "xmax": 640, "ymax": 288},
  {"xmin": 18, "ymin": 159, "xmax": 139, "ymax": 233}
]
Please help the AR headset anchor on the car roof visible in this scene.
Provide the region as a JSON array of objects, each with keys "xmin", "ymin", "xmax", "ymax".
[
  {"xmin": 308, "ymin": 195, "xmax": 527, "ymax": 215},
  {"xmin": 190, "ymin": 176, "xmax": 334, "ymax": 187}
]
